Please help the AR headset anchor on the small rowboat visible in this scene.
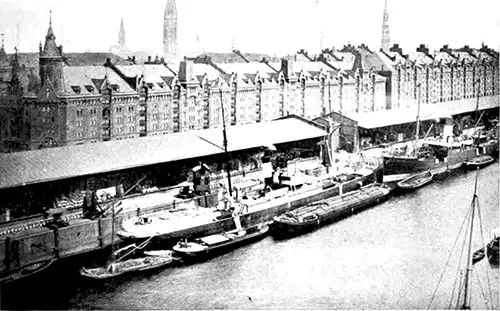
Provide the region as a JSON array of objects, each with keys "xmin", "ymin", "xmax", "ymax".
[
  {"xmin": 472, "ymin": 248, "xmax": 486, "ymax": 264},
  {"xmin": 80, "ymin": 255, "xmax": 175, "ymax": 280},
  {"xmin": 464, "ymin": 155, "xmax": 495, "ymax": 169},
  {"xmin": 397, "ymin": 170, "xmax": 433, "ymax": 190}
]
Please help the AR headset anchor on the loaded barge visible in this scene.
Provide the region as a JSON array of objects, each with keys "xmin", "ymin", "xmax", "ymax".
[{"xmin": 271, "ymin": 183, "xmax": 391, "ymax": 238}]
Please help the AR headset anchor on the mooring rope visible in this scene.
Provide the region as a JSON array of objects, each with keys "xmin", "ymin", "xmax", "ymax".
[{"xmin": 115, "ymin": 234, "xmax": 156, "ymax": 263}]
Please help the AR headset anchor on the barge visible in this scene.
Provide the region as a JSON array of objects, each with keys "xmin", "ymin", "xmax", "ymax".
[{"xmin": 271, "ymin": 183, "xmax": 391, "ymax": 238}]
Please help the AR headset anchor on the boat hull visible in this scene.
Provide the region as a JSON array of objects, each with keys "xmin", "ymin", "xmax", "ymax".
[
  {"xmin": 396, "ymin": 171, "xmax": 433, "ymax": 190},
  {"xmin": 0, "ymin": 259, "xmax": 54, "ymax": 285},
  {"xmin": 383, "ymin": 148, "xmax": 480, "ymax": 182},
  {"xmin": 173, "ymin": 225, "xmax": 269, "ymax": 260},
  {"xmin": 464, "ymin": 155, "xmax": 495, "ymax": 170},
  {"xmin": 80, "ymin": 255, "xmax": 175, "ymax": 280},
  {"xmin": 384, "ymin": 137, "xmax": 499, "ymax": 182},
  {"xmin": 119, "ymin": 170, "xmax": 377, "ymax": 244},
  {"xmin": 272, "ymin": 184, "xmax": 390, "ymax": 239}
]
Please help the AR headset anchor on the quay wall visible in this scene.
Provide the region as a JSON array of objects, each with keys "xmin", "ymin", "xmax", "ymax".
[{"xmin": 0, "ymin": 172, "xmax": 375, "ymax": 276}]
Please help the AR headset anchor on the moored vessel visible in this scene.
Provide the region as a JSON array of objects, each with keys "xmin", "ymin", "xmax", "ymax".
[
  {"xmin": 0, "ymin": 259, "xmax": 54, "ymax": 285},
  {"xmin": 464, "ymin": 154, "xmax": 495, "ymax": 169},
  {"xmin": 271, "ymin": 183, "xmax": 391, "ymax": 238},
  {"xmin": 117, "ymin": 168, "xmax": 376, "ymax": 243},
  {"xmin": 396, "ymin": 170, "xmax": 433, "ymax": 190},
  {"xmin": 172, "ymin": 222, "xmax": 269, "ymax": 259},
  {"xmin": 80, "ymin": 255, "xmax": 176, "ymax": 280}
]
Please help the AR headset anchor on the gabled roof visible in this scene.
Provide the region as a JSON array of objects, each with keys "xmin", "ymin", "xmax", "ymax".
[
  {"xmin": 292, "ymin": 61, "xmax": 332, "ymax": 76},
  {"xmin": 217, "ymin": 62, "xmax": 275, "ymax": 76},
  {"xmin": 451, "ymin": 51, "xmax": 476, "ymax": 64},
  {"xmin": 61, "ymin": 66, "xmax": 136, "ymax": 96},
  {"xmin": 115, "ymin": 64, "xmax": 174, "ymax": 92},
  {"xmin": 193, "ymin": 63, "xmax": 222, "ymax": 81},
  {"xmin": 407, "ymin": 51, "xmax": 434, "ymax": 67},
  {"xmin": 0, "ymin": 117, "xmax": 326, "ymax": 189},
  {"xmin": 432, "ymin": 51, "xmax": 456, "ymax": 65},
  {"xmin": 7, "ymin": 52, "xmax": 127, "ymax": 70}
]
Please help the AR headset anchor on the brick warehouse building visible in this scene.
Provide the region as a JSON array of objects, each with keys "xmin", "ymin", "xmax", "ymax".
[{"xmin": 0, "ymin": 17, "xmax": 498, "ymax": 153}]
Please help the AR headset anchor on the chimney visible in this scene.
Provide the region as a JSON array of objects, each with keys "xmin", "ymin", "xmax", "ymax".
[
  {"xmin": 416, "ymin": 44, "xmax": 429, "ymax": 55},
  {"xmin": 389, "ymin": 44, "xmax": 403, "ymax": 55},
  {"xmin": 439, "ymin": 44, "xmax": 451, "ymax": 53},
  {"xmin": 281, "ymin": 59, "xmax": 296, "ymax": 82},
  {"xmin": 148, "ymin": 56, "xmax": 152, "ymax": 63},
  {"xmin": 179, "ymin": 60, "xmax": 194, "ymax": 84}
]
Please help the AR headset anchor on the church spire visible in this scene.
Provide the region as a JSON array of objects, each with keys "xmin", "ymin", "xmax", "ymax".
[
  {"xmin": 0, "ymin": 33, "xmax": 9, "ymax": 66},
  {"xmin": 118, "ymin": 17, "xmax": 126, "ymax": 48},
  {"xmin": 380, "ymin": 0, "xmax": 391, "ymax": 51}
]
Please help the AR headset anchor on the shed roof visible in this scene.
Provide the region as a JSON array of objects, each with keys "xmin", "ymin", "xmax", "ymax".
[
  {"xmin": 0, "ymin": 116, "xmax": 326, "ymax": 189},
  {"xmin": 345, "ymin": 105, "xmax": 452, "ymax": 129}
]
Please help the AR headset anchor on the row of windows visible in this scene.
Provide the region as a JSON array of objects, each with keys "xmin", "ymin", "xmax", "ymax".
[
  {"xmin": 76, "ymin": 108, "xmax": 98, "ymax": 118},
  {"xmin": 115, "ymin": 116, "xmax": 136, "ymax": 124},
  {"xmin": 114, "ymin": 126, "xmax": 137, "ymax": 134},
  {"xmin": 40, "ymin": 116, "xmax": 56, "ymax": 123},
  {"xmin": 148, "ymin": 123, "xmax": 171, "ymax": 131}
]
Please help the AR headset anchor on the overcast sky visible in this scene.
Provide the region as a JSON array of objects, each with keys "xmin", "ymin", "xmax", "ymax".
[{"xmin": 0, "ymin": 0, "xmax": 499, "ymax": 56}]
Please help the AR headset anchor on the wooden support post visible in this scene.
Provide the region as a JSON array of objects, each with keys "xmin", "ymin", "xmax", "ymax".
[
  {"xmin": 4, "ymin": 236, "xmax": 11, "ymax": 271},
  {"xmin": 53, "ymin": 228, "xmax": 60, "ymax": 259},
  {"xmin": 97, "ymin": 217, "xmax": 104, "ymax": 249}
]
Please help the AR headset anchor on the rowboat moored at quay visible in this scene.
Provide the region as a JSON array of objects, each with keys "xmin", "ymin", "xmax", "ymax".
[
  {"xmin": 396, "ymin": 170, "xmax": 433, "ymax": 190},
  {"xmin": 464, "ymin": 154, "xmax": 495, "ymax": 169},
  {"xmin": 271, "ymin": 183, "xmax": 391, "ymax": 238},
  {"xmin": 80, "ymin": 254, "xmax": 177, "ymax": 280}
]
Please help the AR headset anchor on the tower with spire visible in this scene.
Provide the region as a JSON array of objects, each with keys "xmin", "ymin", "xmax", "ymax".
[
  {"xmin": 0, "ymin": 33, "xmax": 12, "ymax": 87},
  {"xmin": 163, "ymin": 0, "xmax": 178, "ymax": 60},
  {"xmin": 118, "ymin": 17, "xmax": 126, "ymax": 48},
  {"xmin": 380, "ymin": 0, "xmax": 391, "ymax": 51},
  {"xmin": 39, "ymin": 11, "xmax": 64, "ymax": 94},
  {"xmin": 0, "ymin": 34, "xmax": 9, "ymax": 69}
]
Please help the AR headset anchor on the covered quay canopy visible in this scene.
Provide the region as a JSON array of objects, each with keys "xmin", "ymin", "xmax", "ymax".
[
  {"xmin": 344, "ymin": 104, "xmax": 453, "ymax": 130},
  {"xmin": 0, "ymin": 116, "xmax": 326, "ymax": 190}
]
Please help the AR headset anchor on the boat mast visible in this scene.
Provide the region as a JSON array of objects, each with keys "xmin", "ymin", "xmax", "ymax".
[
  {"xmin": 474, "ymin": 78, "xmax": 480, "ymax": 145},
  {"xmin": 461, "ymin": 169, "xmax": 479, "ymax": 310},
  {"xmin": 414, "ymin": 83, "xmax": 421, "ymax": 156},
  {"xmin": 219, "ymin": 89, "xmax": 233, "ymax": 197},
  {"xmin": 109, "ymin": 207, "xmax": 116, "ymax": 263}
]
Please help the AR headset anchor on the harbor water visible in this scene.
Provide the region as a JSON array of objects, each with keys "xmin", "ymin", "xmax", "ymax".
[{"xmin": 1, "ymin": 164, "xmax": 499, "ymax": 310}]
